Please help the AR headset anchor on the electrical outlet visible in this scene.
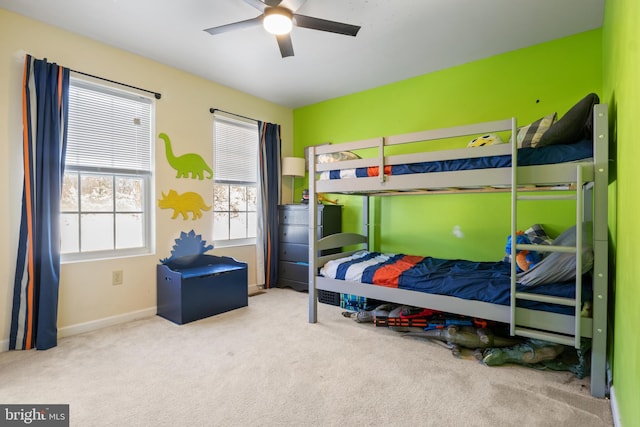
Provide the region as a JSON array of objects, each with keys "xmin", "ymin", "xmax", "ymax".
[{"xmin": 112, "ymin": 270, "xmax": 123, "ymax": 286}]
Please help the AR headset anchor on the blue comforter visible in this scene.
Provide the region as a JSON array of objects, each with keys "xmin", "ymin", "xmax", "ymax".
[
  {"xmin": 320, "ymin": 251, "xmax": 591, "ymax": 315},
  {"xmin": 326, "ymin": 139, "xmax": 593, "ymax": 179}
]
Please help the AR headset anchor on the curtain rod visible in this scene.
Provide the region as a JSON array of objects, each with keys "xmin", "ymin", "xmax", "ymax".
[
  {"xmin": 27, "ymin": 54, "xmax": 162, "ymax": 99},
  {"xmin": 209, "ymin": 108, "xmax": 259, "ymax": 123},
  {"xmin": 71, "ymin": 69, "xmax": 162, "ymax": 100}
]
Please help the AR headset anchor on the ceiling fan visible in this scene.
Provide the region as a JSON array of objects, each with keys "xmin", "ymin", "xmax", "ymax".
[{"xmin": 204, "ymin": 0, "xmax": 361, "ymax": 58}]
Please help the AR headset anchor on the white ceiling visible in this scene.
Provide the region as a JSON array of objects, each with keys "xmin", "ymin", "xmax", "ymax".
[{"xmin": 0, "ymin": 0, "xmax": 604, "ymax": 108}]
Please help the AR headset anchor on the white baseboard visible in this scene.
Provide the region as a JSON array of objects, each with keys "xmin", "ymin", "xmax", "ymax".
[
  {"xmin": 2, "ymin": 284, "xmax": 262, "ymax": 352},
  {"xmin": 610, "ymin": 385, "xmax": 622, "ymax": 427},
  {"xmin": 1, "ymin": 307, "xmax": 156, "ymax": 352},
  {"xmin": 57, "ymin": 307, "xmax": 156, "ymax": 339},
  {"xmin": 249, "ymin": 283, "xmax": 262, "ymax": 295}
]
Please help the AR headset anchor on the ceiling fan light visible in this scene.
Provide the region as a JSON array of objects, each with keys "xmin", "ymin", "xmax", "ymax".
[{"xmin": 263, "ymin": 8, "xmax": 293, "ymax": 35}]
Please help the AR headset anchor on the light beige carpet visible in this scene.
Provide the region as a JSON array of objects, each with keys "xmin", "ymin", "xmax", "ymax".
[{"xmin": 0, "ymin": 288, "xmax": 613, "ymax": 426}]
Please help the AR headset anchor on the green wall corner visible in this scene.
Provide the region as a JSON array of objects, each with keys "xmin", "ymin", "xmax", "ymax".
[{"xmin": 603, "ymin": 0, "xmax": 640, "ymax": 423}]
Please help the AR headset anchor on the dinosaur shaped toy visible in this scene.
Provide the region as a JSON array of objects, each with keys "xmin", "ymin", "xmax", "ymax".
[
  {"xmin": 482, "ymin": 339, "xmax": 566, "ymax": 367},
  {"xmin": 403, "ymin": 325, "xmax": 522, "ymax": 359}
]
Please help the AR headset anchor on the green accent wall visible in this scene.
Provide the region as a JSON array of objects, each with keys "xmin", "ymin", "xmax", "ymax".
[
  {"xmin": 603, "ymin": 0, "xmax": 640, "ymax": 424},
  {"xmin": 294, "ymin": 30, "xmax": 602, "ymax": 261}
]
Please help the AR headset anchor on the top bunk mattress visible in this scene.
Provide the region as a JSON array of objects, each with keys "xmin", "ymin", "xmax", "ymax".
[
  {"xmin": 311, "ymin": 98, "xmax": 608, "ymax": 193},
  {"xmin": 318, "ymin": 139, "xmax": 593, "ymax": 181}
]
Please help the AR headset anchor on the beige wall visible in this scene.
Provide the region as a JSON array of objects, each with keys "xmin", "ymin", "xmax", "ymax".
[{"xmin": 0, "ymin": 9, "xmax": 293, "ymax": 346}]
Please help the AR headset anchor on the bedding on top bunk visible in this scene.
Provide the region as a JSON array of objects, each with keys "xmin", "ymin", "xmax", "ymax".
[
  {"xmin": 319, "ymin": 250, "xmax": 592, "ymax": 316},
  {"xmin": 318, "ymin": 139, "xmax": 593, "ymax": 180},
  {"xmin": 318, "ymin": 93, "xmax": 600, "ymax": 181}
]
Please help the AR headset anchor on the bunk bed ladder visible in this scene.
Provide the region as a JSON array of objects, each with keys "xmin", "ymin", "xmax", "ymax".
[
  {"xmin": 308, "ymin": 146, "xmax": 318, "ymax": 324},
  {"xmin": 509, "ymin": 122, "xmax": 583, "ymax": 349}
]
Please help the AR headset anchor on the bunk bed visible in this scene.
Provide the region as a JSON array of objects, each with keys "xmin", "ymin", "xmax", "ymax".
[{"xmin": 306, "ymin": 102, "xmax": 609, "ymax": 398}]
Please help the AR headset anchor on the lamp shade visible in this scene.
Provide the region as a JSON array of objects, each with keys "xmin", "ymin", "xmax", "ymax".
[{"xmin": 282, "ymin": 157, "xmax": 306, "ymax": 177}]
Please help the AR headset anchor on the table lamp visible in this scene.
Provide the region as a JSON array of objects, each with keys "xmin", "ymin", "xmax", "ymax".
[{"xmin": 282, "ymin": 156, "xmax": 306, "ymax": 203}]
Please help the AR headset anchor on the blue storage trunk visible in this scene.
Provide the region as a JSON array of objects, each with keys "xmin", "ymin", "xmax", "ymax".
[{"xmin": 157, "ymin": 255, "xmax": 248, "ymax": 325}]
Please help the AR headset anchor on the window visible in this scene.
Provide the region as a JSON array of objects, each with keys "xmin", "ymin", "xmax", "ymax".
[
  {"xmin": 212, "ymin": 113, "xmax": 259, "ymax": 246},
  {"xmin": 60, "ymin": 78, "xmax": 154, "ymax": 261}
]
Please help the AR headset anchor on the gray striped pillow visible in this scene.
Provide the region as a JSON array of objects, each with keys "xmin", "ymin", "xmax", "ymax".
[{"xmin": 516, "ymin": 113, "xmax": 557, "ymax": 148}]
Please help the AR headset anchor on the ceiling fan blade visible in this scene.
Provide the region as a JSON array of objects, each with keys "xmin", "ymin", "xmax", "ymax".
[
  {"xmin": 204, "ymin": 16, "xmax": 263, "ymax": 35},
  {"xmin": 243, "ymin": 0, "xmax": 281, "ymax": 12},
  {"xmin": 276, "ymin": 33, "xmax": 294, "ymax": 57},
  {"xmin": 281, "ymin": 0, "xmax": 308, "ymax": 12},
  {"xmin": 293, "ymin": 14, "xmax": 360, "ymax": 36}
]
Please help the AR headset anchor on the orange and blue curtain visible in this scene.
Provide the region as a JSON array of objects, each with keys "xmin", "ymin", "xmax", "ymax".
[
  {"xmin": 258, "ymin": 122, "xmax": 281, "ymax": 289},
  {"xmin": 10, "ymin": 55, "xmax": 70, "ymax": 350}
]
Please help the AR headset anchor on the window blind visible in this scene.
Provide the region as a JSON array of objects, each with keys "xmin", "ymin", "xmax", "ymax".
[
  {"xmin": 213, "ymin": 114, "xmax": 258, "ymax": 183},
  {"xmin": 66, "ymin": 79, "xmax": 152, "ymax": 172}
]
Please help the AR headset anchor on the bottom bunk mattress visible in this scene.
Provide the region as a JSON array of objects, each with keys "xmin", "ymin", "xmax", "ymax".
[{"xmin": 319, "ymin": 251, "xmax": 591, "ymax": 315}]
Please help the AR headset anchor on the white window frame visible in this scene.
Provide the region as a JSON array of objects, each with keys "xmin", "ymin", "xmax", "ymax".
[
  {"xmin": 212, "ymin": 112, "xmax": 259, "ymax": 248},
  {"xmin": 61, "ymin": 77, "xmax": 155, "ymax": 262}
]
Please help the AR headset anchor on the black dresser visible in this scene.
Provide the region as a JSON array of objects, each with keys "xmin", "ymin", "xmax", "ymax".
[{"xmin": 277, "ymin": 204, "xmax": 342, "ymax": 291}]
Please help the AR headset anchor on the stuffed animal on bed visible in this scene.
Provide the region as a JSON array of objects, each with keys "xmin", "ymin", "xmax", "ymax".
[{"xmin": 505, "ymin": 232, "xmax": 540, "ymax": 272}]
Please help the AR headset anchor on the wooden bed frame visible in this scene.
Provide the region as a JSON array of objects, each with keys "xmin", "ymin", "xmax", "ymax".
[{"xmin": 306, "ymin": 104, "xmax": 609, "ymax": 398}]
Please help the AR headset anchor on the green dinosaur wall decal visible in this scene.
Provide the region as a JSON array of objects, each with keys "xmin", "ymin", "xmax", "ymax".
[
  {"xmin": 159, "ymin": 133, "xmax": 213, "ymax": 180},
  {"xmin": 159, "ymin": 189, "xmax": 212, "ymax": 220}
]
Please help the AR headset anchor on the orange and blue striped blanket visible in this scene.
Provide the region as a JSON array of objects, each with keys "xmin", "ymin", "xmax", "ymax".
[{"xmin": 320, "ymin": 251, "xmax": 590, "ymax": 315}]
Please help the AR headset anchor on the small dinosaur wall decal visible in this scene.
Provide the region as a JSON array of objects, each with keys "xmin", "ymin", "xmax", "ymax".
[
  {"xmin": 159, "ymin": 133, "xmax": 213, "ymax": 180},
  {"xmin": 159, "ymin": 190, "xmax": 212, "ymax": 220},
  {"xmin": 159, "ymin": 229, "xmax": 214, "ymax": 265}
]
